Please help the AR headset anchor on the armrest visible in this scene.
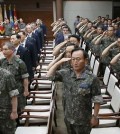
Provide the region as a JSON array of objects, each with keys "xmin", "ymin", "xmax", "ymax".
[
  {"xmin": 35, "ymin": 69, "xmax": 47, "ymax": 73},
  {"xmin": 98, "ymin": 116, "xmax": 120, "ymax": 120},
  {"xmin": 98, "ymin": 112, "xmax": 120, "ymax": 116},
  {"xmin": 27, "ymin": 95, "xmax": 51, "ymax": 99},
  {"xmin": 41, "ymin": 52, "xmax": 52, "ymax": 54},
  {"xmin": 31, "ymin": 82, "xmax": 51, "ymax": 85},
  {"xmin": 42, "ymin": 48, "xmax": 53, "ymax": 50},
  {"xmin": 32, "ymin": 77, "xmax": 48, "ymax": 81},
  {"xmin": 20, "ymin": 115, "xmax": 48, "ymax": 119},
  {"xmin": 29, "ymin": 91, "xmax": 52, "ymax": 94},
  {"xmin": 103, "ymin": 96, "xmax": 112, "ymax": 100},
  {"xmin": 22, "ymin": 108, "xmax": 50, "ymax": 113}
]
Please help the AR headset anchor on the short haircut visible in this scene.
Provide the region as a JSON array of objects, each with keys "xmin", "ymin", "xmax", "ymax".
[
  {"xmin": 11, "ymin": 34, "xmax": 21, "ymax": 39},
  {"xmin": 16, "ymin": 34, "xmax": 21, "ymax": 39},
  {"xmin": 19, "ymin": 31, "xmax": 26, "ymax": 36},
  {"xmin": 3, "ymin": 41, "xmax": 15, "ymax": 51},
  {"xmin": 97, "ymin": 26, "xmax": 104, "ymax": 31},
  {"xmin": 77, "ymin": 15, "xmax": 80, "ymax": 18},
  {"xmin": 68, "ymin": 34, "xmax": 80, "ymax": 42},
  {"xmin": 62, "ymin": 42, "xmax": 76, "ymax": 58},
  {"xmin": 71, "ymin": 48, "xmax": 88, "ymax": 59},
  {"xmin": 62, "ymin": 26, "xmax": 69, "ymax": 29}
]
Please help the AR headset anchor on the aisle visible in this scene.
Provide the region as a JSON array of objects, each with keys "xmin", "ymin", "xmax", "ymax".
[{"xmin": 54, "ymin": 82, "xmax": 68, "ymax": 134}]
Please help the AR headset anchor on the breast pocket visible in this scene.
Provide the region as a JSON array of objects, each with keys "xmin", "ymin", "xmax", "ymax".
[{"xmin": 78, "ymin": 84, "xmax": 91, "ymax": 96}]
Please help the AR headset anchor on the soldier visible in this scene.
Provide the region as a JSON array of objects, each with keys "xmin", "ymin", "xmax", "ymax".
[
  {"xmin": 47, "ymin": 48, "xmax": 103, "ymax": 134},
  {"xmin": 95, "ymin": 26, "xmax": 116, "ymax": 53},
  {"xmin": 0, "ymin": 67, "xmax": 19, "ymax": 134},
  {"xmin": 0, "ymin": 41, "xmax": 29, "ymax": 114},
  {"xmin": 101, "ymin": 37, "xmax": 120, "ymax": 63},
  {"xmin": 74, "ymin": 15, "xmax": 81, "ymax": 34},
  {"xmin": 53, "ymin": 34, "xmax": 80, "ymax": 57},
  {"xmin": 4, "ymin": 19, "xmax": 12, "ymax": 36},
  {"xmin": 110, "ymin": 52, "xmax": 120, "ymax": 78},
  {"xmin": 94, "ymin": 26, "xmax": 117, "ymax": 75}
]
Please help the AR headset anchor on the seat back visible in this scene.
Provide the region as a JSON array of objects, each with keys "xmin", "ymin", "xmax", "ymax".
[
  {"xmin": 82, "ymin": 41, "xmax": 86, "ymax": 50},
  {"xmin": 90, "ymin": 54, "xmax": 95, "ymax": 70},
  {"xmin": 107, "ymin": 74, "xmax": 118, "ymax": 97},
  {"xmin": 88, "ymin": 50, "xmax": 92, "ymax": 59},
  {"xmin": 93, "ymin": 59, "xmax": 100, "ymax": 76},
  {"xmin": 111, "ymin": 85, "xmax": 120, "ymax": 112},
  {"xmin": 103, "ymin": 66, "xmax": 111, "ymax": 86}
]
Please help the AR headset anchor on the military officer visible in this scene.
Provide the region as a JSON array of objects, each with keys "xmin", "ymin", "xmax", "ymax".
[
  {"xmin": 0, "ymin": 41, "xmax": 29, "ymax": 113},
  {"xmin": 0, "ymin": 67, "xmax": 19, "ymax": 134},
  {"xmin": 47, "ymin": 48, "xmax": 103, "ymax": 134}
]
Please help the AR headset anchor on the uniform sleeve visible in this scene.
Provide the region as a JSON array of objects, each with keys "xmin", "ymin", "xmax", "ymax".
[
  {"xmin": 49, "ymin": 69, "xmax": 67, "ymax": 82},
  {"xmin": 6, "ymin": 73, "xmax": 19, "ymax": 97},
  {"xmin": 19, "ymin": 60, "xmax": 29, "ymax": 79},
  {"xmin": 91, "ymin": 77, "xmax": 103, "ymax": 103}
]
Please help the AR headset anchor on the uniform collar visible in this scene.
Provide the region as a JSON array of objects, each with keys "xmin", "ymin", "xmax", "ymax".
[{"xmin": 70, "ymin": 68, "xmax": 88, "ymax": 79}]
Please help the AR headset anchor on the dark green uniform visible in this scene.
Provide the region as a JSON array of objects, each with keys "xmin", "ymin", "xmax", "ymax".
[
  {"xmin": 109, "ymin": 46, "xmax": 120, "ymax": 77},
  {"xmin": 51, "ymin": 68, "xmax": 102, "ymax": 134},
  {"xmin": 99, "ymin": 36, "xmax": 117, "ymax": 75},
  {"xmin": 0, "ymin": 56, "xmax": 29, "ymax": 111},
  {"xmin": 0, "ymin": 67, "xmax": 19, "ymax": 134}
]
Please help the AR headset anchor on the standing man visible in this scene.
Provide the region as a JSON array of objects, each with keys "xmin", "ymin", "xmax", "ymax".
[
  {"xmin": 18, "ymin": 18, "xmax": 26, "ymax": 31},
  {"xmin": 55, "ymin": 26, "xmax": 71, "ymax": 46},
  {"xmin": 74, "ymin": 15, "xmax": 81, "ymax": 34},
  {"xmin": 0, "ymin": 41, "xmax": 29, "ymax": 113},
  {"xmin": 0, "ymin": 67, "xmax": 19, "ymax": 134},
  {"xmin": 10, "ymin": 34, "xmax": 34, "ymax": 81},
  {"xmin": 47, "ymin": 48, "xmax": 102, "ymax": 134},
  {"xmin": 4, "ymin": 19, "xmax": 12, "ymax": 36}
]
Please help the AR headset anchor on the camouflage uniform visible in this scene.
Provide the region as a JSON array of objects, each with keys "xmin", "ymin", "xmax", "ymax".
[
  {"xmin": 111, "ymin": 59, "xmax": 120, "ymax": 78},
  {"xmin": 90, "ymin": 33, "xmax": 101, "ymax": 57},
  {"xmin": 60, "ymin": 62, "xmax": 71, "ymax": 112},
  {"xmin": 51, "ymin": 68, "xmax": 102, "ymax": 134},
  {"xmin": 99, "ymin": 36, "xmax": 117, "ymax": 75},
  {"xmin": 0, "ymin": 56, "xmax": 29, "ymax": 111},
  {"xmin": 109, "ymin": 46, "xmax": 120, "ymax": 60},
  {"xmin": 109, "ymin": 46, "xmax": 120, "ymax": 77},
  {"xmin": 0, "ymin": 67, "xmax": 19, "ymax": 134},
  {"xmin": 100, "ymin": 36, "xmax": 117, "ymax": 60}
]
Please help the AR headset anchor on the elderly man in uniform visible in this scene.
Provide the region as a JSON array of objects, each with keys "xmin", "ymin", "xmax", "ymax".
[
  {"xmin": 0, "ymin": 42, "xmax": 29, "ymax": 125},
  {"xmin": 47, "ymin": 48, "xmax": 103, "ymax": 134},
  {"xmin": 101, "ymin": 37, "xmax": 120, "ymax": 64},
  {"xmin": 0, "ymin": 67, "xmax": 19, "ymax": 134}
]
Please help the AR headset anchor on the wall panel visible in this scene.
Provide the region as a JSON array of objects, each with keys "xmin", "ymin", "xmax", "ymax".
[{"xmin": 63, "ymin": 1, "xmax": 112, "ymax": 33}]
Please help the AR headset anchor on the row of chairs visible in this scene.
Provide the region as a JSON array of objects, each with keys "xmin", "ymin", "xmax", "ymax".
[
  {"xmin": 15, "ymin": 41, "xmax": 56, "ymax": 134},
  {"xmin": 85, "ymin": 45, "xmax": 120, "ymax": 133},
  {"xmin": 16, "ymin": 40, "xmax": 120, "ymax": 134}
]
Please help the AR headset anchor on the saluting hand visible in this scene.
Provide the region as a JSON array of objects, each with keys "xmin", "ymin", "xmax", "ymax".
[{"xmin": 59, "ymin": 57, "xmax": 71, "ymax": 63}]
